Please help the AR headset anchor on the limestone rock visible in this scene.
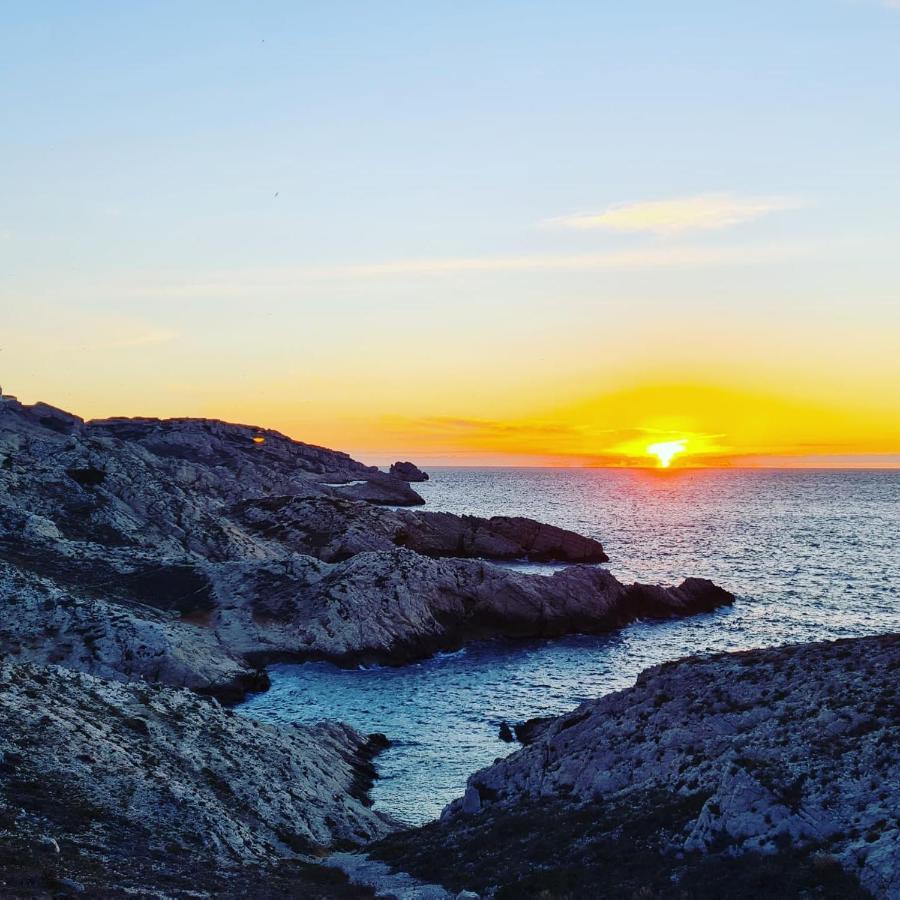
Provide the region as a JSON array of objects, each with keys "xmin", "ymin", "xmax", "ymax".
[
  {"xmin": 396, "ymin": 511, "xmax": 609, "ymax": 563},
  {"xmin": 461, "ymin": 786, "xmax": 482, "ymax": 815},
  {"xmin": 212, "ymin": 550, "xmax": 732, "ymax": 668}
]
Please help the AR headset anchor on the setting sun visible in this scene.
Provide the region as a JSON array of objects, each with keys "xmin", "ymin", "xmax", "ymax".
[{"xmin": 647, "ymin": 438, "xmax": 687, "ymax": 468}]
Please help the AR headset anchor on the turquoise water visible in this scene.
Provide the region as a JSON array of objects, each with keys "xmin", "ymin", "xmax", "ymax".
[{"xmin": 238, "ymin": 468, "xmax": 900, "ymax": 825}]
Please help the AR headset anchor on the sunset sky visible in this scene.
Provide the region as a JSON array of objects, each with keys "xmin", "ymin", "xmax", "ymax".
[{"xmin": 2, "ymin": 1, "xmax": 899, "ymax": 466}]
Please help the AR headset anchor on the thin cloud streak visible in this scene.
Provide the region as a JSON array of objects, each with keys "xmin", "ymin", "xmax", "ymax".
[
  {"xmin": 547, "ymin": 193, "xmax": 802, "ymax": 235},
  {"xmin": 404, "ymin": 416, "xmax": 591, "ymax": 437},
  {"xmin": 123, "ymin": 240, "xmax": 824, "ymax": 300},
  {"xmin": 340, "ymin": 243, "xmax": 790, "ymax": 274}
]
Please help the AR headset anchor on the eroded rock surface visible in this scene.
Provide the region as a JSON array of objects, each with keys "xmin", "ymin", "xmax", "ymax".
[
  {"xmin": 372, "ymin": 634, "xmax": 899, "ymax": 898},
  {"xmin": 0, "ymin": 396, "xmax": 732, "ymax": 699},
  {"xmin": 0, "ymin": 659, "xmax": 391, "ymax": 896}
]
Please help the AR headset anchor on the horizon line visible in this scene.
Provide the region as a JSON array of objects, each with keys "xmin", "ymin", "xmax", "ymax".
[{"xmin": 374, "ymin": 463, "xmax": 900, "ymax": 471}]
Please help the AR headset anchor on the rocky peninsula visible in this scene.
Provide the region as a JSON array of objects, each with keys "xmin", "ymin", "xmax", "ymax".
[{"xmin": 0, "ymin": 395, "xmax": 732, "ymax": 700}]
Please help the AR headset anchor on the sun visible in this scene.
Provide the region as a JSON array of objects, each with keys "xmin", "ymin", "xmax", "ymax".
[{"xmin": 647, "ymin": 438, "xmax": 687, "ymax": 468}]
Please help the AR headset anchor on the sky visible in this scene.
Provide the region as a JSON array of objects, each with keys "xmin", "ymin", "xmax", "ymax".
[{"xmin": 2, "ymin": 0, "xmax": 899, "ymax": 467}]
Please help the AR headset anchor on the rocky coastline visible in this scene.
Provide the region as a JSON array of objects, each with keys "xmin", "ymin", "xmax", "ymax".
[
  {"xmin": 0, "ymin": 395, "xmax": 732, "ymax": 701},
  {"xmin": 367, "ymin": 634, "xmax": 899, "ymax": 898},
  {"xmin": 5, "ymin": 395, "xmax": 894, "ymax": 897}
]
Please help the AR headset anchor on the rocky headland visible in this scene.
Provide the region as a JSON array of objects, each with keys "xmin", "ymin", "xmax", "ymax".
[
  {"xmin": 368, "ymin": 634, "xmax": 900, "ymax": 898},
  {"xmin": 0, "ymin": 395, "xmax": 732, "ymax": 700}
]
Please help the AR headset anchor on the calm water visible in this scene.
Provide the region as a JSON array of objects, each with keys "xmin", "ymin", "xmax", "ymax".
[{"xmin": 238, "ymin": 468, "xmax": 900, "ymax": 825}]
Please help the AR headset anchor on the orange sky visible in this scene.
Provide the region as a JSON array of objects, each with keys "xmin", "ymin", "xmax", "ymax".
[
  {"xmin": 5, "ymin": 279, "xmax": 900, "ymax": 468},
  {"xmin": 3, "ymin": 3, "xmax": 900, "ymax": 468},
  {"xmin": 5, "ymin": 285, "xmax": 899, "ymax": 468}
]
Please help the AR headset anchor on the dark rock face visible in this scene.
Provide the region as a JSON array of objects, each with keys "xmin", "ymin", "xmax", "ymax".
[
  {"xmin": 399, "ymin": 512, "xmax": 608, "ymax": 563},
  {"xmin": 371, "ymin": 635, "xmax": 898, "ymax": 898},
  {"xmin": 229, "ymin": 495, "xmax": 607, "ymax": 564},
  {"xmin": 332, "ymin": 475, "xmax": 425, "ymax": 506},
  {"xmin": 64, "ymin": 465, "xmax": 105, "ymax": 487},
  {"xmin": 390, "ymin": 460, "xmax": 429, "ymax": 482},
  {"xmin": 0, "ymin": 396, "xmax": 731, "ymax": 700},
  {"xmin": 625, "ymin": 576, "xmax": 734, "ymax": 617}
]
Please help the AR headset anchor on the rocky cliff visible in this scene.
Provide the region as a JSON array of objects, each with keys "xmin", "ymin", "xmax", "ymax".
[
  {"xmin": 0, "ymin": 396, "xmax": 732, "ymax": 700},
  {"xmin": 370, "ymin": 634, "xmax": 900, "ymax": 898}
]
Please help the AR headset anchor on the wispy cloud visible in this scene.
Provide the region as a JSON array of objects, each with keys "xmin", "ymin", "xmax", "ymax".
[
  {"xmin": 122, "ymin": 240, "xmax": 821, "ymax": 300},
  {"xmin": 409, "ymin": 416, "xmax": 586, "ymax": 437},
  {"xmin": 337, "ymin": 244, "xmax": 781, "ymax": 274},
  {"xmin": 547, "ymin": 193, "xmax": 802, "ymax": 235}
]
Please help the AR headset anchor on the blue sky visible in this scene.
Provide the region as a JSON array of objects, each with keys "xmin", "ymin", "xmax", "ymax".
[{"xmin": 2, "ymin": 1, "xmax": 899, "ymax": 463}]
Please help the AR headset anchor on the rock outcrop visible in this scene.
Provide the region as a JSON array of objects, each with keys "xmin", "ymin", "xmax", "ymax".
[
  {"xmin": 229, "ymin": 494, "xmax": 608, "ymax": 563},
  {"xmin": 0, "ymin": 396, "xmax": 732, "ymax": 699},
  {"xmin": 0, "ymin": 659, "xmax": 392, "ymax": 896},
  {"xmin": 370, "ymin": 634, "xmax": 900, "ymax": 898},
  {"xmin": 389, "ymin": 460, "xmax": 429, "ymax": 482},
  {"xmin": 218, "ymin": 554, "xmax": 731, "ymax": 668},
  {"xmin": 331, "ymin": 476, "xmax": 426, "ymax": 506}
]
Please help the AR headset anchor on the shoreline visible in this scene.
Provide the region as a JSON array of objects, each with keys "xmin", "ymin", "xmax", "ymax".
[{"xmin": 0, "ymin": 396, "xmax": 895, "ymax": 895}]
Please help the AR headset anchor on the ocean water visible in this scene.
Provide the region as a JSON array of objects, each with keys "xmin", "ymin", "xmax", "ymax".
[{"xmin": 237, "ymin": 468, "xmax": 900, "ymax": 825}]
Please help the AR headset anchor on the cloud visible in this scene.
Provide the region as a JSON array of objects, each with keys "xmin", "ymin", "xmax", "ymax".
[
  {"xmin": 338, "ymin": 244, "xmax": 777, "ymax": 275},
  {"xmin": 409, "ymin": 416, "xmax": 585, "ymax": 437},
  {"xmin": 547, "ymin": 193, "xmax": 802, "ymax": 235},
  {"xmin": 121, "ymin": 240, "xmax": 823, "ymax": 300},
  {"xmin": 327, "ymin": 236, "xmax": 817, "ymax": 278}
]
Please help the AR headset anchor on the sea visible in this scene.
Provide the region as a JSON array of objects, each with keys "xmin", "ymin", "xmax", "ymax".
[{"xmin": 237, "ymin": 468, "xmax": 900, "ymax": 825}]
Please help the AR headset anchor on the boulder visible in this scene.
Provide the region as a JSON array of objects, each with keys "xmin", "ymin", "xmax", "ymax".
[
  {"xmin": 332, "ymin": 474, "xmax": 425, "ymax": 506},
  {"xmin": 390, "ymin": 460, "xmax": 430, "ymax": 482},
  {"xmin": 512, "ymin": 715, "xmax": 556, "ymax": 745}
]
